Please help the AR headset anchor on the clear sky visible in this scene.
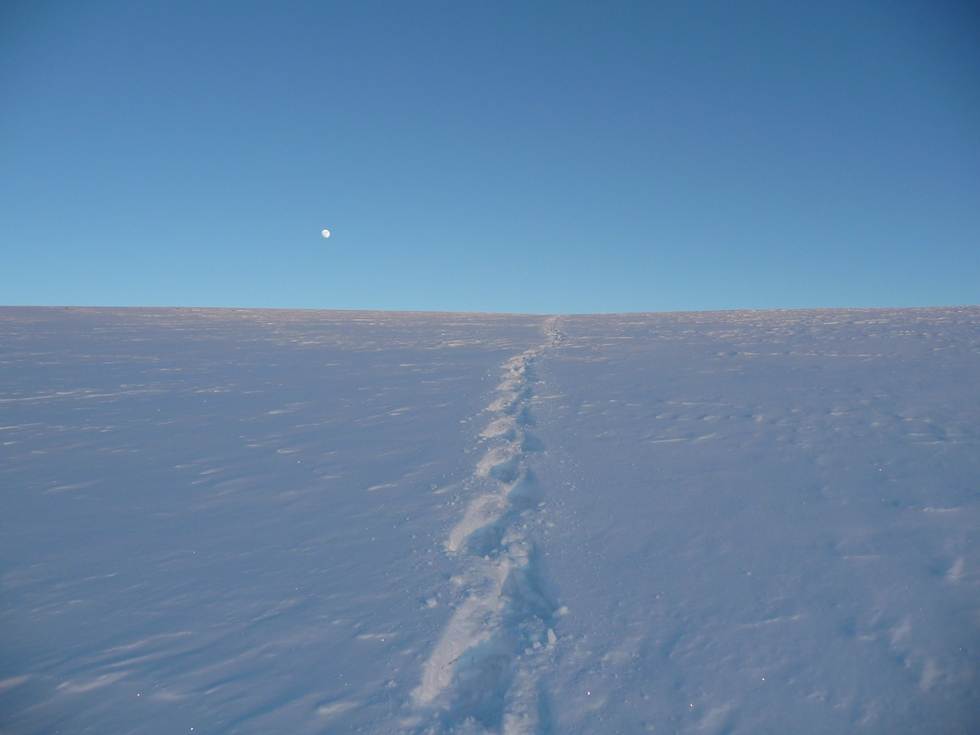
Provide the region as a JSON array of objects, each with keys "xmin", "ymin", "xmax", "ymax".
[{"xmin": 2, "ymin": 1, "xmax": 978, "ymax": 314}]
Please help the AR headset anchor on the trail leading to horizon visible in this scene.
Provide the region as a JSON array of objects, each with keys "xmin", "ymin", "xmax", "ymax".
[{"xmin": 414, "ymin": 317, "xmax": 566, "ymax": 735}]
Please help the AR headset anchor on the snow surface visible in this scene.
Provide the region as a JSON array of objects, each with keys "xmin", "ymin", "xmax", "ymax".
[{"xmin": 1, "ymin": 306, "xmax": 979, "ymax": 734}]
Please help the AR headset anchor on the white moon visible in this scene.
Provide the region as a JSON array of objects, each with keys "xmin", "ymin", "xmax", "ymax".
[{"xmin": 321, "ymin": 229, "xmax": 330, "ymax": 238}]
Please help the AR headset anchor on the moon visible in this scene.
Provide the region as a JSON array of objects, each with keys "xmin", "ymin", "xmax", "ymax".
[{"xmin": 321, "ymin": 229, "xmax": 330, "ymax": 238}]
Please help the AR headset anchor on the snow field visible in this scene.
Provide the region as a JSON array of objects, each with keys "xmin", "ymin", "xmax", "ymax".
[
  {"xmin": 1, "ymin": 306, "xmax": 979, "ymax": 734},
  {"xmin": 529, "ymin": 308, "xmax": 980, "ymax": 733}
]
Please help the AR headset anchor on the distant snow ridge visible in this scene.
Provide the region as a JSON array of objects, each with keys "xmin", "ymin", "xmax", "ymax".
[{"xmin": 414, "ymin": 318, "xmax": 565, "ymax": 734}]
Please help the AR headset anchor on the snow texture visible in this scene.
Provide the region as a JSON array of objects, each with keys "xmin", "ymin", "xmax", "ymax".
[{"xmin": 1, "ymin": 306, "xmax": 979, "ymax": 734}]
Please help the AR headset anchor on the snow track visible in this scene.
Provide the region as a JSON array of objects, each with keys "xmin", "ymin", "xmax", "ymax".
[{"xmin": 414, "ymin": 319, "xmax": 566, "ymax": 734}]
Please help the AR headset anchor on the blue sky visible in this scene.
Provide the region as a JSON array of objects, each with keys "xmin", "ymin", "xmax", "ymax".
[{"xmin": 1, "ymin": 1, "xmax": 978, "ymax": 313}]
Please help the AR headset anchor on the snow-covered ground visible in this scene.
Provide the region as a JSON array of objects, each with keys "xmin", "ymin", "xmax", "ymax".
[{"xmin": 1, "ymin": 306, "xmax": 978, "ymax": 734}]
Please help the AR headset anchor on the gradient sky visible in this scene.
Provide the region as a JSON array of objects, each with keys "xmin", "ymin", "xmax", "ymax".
[{"xmin": 2, "ymin": 1, "xmax": 978, "ymax": 313}]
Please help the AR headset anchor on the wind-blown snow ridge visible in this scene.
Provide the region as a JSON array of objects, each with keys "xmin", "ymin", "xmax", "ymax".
[{"xmin": 414, "ymin": 318, "xmax": 566, "ymax": 734}]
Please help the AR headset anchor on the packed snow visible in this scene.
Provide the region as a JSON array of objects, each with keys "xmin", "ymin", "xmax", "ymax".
[{"xmin": 1, "ymin": 306, "xmax": 978, "ymax": 734}]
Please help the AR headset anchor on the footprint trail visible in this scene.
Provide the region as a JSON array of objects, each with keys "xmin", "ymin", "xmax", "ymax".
[{"xmin": 413, "ymin": 318, "xmax": 566, "ymax": 734}]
